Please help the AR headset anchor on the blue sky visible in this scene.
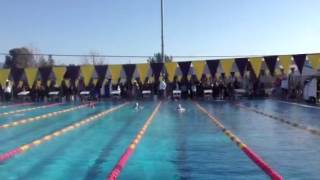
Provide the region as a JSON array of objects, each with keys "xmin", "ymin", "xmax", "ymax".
[{"xmin": 0, "ymin": 0, "xmax": 319, "ymax": 64}]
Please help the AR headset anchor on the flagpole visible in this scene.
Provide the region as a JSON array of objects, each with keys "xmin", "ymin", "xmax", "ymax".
[{"xmin": 161, "ymin": 0, "xmax": 165, "ymax": 62}]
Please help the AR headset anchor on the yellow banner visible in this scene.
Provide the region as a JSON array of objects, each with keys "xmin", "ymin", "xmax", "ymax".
[
  {"xmin": 249, "ymin": 57, "xmax": 262, "ymax": 77},
  {"xmin": 52, "ymin": 67, "xmax": 66, "ymax": 86},
  {"xmin": 24, "ymin": 68, "xmax": 38, "ymax": 87},
  {"xmin": 93, "ymin": 79, "xmax": 98, "ymax": 86},
  {"xmin": 308, "ymin": 54, "xmax": 320, "ymax": 71},
  {"xmin": 80, "ymin": 65, "xmax": 94, "ymax": 86},
  {"xmin": 220, "ymin": 59, "xmax": 234, "ymax": 77},
  {"xmin": 279, "ymin": 55, "xmax": 291, "ymax": 74},
  {"xmin": 64, "ymin": 79, "xmax": 70, "ymax": 87},
  {"xmin": 137, "ymin": 64, "xmax": 149, "ymax": 82},
  {"xmin": 164, "ymin": 62, "xmax": 177, "ymax": 82},
  {"xmin": 192, "ymin": 61, "xmax": 205, "ymax": 80},
  {"xmin": 0, "ymin": 69, "xmax": 10, "ymax": 86},
  {"xmin": 109, "ymin": 65, "xmax": 122, "ymax": 84}
]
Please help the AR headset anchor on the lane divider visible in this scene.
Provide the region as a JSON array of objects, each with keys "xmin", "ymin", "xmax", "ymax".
[
  {"xmin": 107, "ymin": 102, "xmax": 162, "ymax": 180},
  {"xmin": 274, "ymin": 99, "xmax": 320, "ymax": 110},
  {"xmin": 0, "ymin": 102, "xmax": 62, "ymax": 117},
  {"xmin": 0, "ymin": 103, "xmax": 94, "ymax": 129},
  {"xmin": 0, "ymin": 102, "xmax": 34, "ymax": 109},
  {"xmin": 0, "ymin": 102, "xmax": 128, "ymax": 163},
  {"xmin": 234, "ymin": 103, "xmax": 320, "ymax": 137},
  {"xmin": 0, "ymin": 102, "xmax": 35, "ymax": 109},
  {"xmin": 194, "ymin": 102, "xmax": 283, "ymax": 180}
]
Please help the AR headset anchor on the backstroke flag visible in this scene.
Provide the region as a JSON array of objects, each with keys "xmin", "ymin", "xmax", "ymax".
[
  {"xmin": 249, "ymin": 57, "xmax": 262, "ymax": 77},
  {"xmin": 137, "ymin": 64, "xmax": 149, "ymax": 82},
  {"xmin": 206, "ymin": 60, "xmax": 220, "ymax": 78},
  {"xmin": 0, "ymin": 69, "xmax": 10, "ymax": 86},
  {"xmin": 165, "ymin": 62, "xmax": 177, "ymax": 82},
  {"xmin": 123, "ymin": 64, "xmax": 136, "ymax": 80},
  {"xmin": 95, "ymin": 65, "xmax": 108, "ymax": 80},
  {"xmin": 192, "ymin": 61, "xmax": 205, "ymax": 80},
  {"xmin": 293, "ymin": 54, "xmax": 306, "ymax": 74},
  {"xmin": 220, "ymin": 59, "xmax": 234, "ymax": 77},
  {"xmin": 109, "ymin": 65, "xmax": 122, "ymax": 84},
  {"xmin": 24, "ymin": 67, "xmax": 38, "ymax": 87},
  {"xmin": 279, "ymin": 55, "xmax": 291, "ymax": 74},
  {"xmin": 178, "ymin": 61, "xmax": 191, "ymax": 78},
  {"xmin": 52, "ymin": 67, "xmax": 66, "ymax": 86},
  {"xmin": 65, "ymin": 66, "xmax": 80, "ymax": 84},
  {"xmin": 11, "ymin": 67, "xmax": 24, "ymax": 85},
  {"xmin": 150, "ymin": 63, "xmax": 163, "ymax": 81},
  {"xmin": 235, "ymin": 58, "xmax": 248, "ymax": 77},
  {"xmin": 80, "ymin": 65, "xmax": 94, "ymax": 86},
  {"xmin": 264, "ymin": 56, "xmax": 278, "ymax": 76},
  {"xmin": 39, "ymin": 67, "xmax": 52, "ymax": 83},
  {"xmin": 308, "ymin": 54, "xmax": 320, "ymax": 71}
]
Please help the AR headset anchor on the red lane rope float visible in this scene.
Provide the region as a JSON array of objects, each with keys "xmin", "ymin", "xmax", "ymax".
[
  {"xmin": 0, "ymin": 103, "xmax": 93, "ymax": 129},
  {"xmin": 234, "ymin": 103, "xmax": 320, "ymax": 137},
  {"xmin": 0, "ymin": 102, "xmax": 34, "ymax": 109},
  {"xmin": 0, "ymin": 102, "xmax": 128, "ymax": 163},
  {"xmin": 194, "ymin": 102, "xmax": 283, "ymax": 180},
  {"xmin": 107, "ymin": 102, "xmax": 162, "ymax": 180},
  {"xmin": 0, "ymin": 102, "xmax": 63, "ymax": 117}
]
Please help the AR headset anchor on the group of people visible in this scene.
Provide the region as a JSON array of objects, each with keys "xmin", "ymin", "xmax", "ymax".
[
  {"xmin": 272, "ymin": 67, "xmax": 304, "ymax": 100},
  {"xmin": 0, "ymin": 71, "xmax": 271, "ymax": 102}
]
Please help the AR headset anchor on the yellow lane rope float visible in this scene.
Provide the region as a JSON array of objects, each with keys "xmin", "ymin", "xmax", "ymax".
[
  {"xmin": 0, "ymin": 103, "xmax": 91, "ymax": 129},
  {"xmin": 0, "ymin": 102, "xmax": 62, "ymax": 117},
  {"xmin": 194, "ymin": 102, "xmax": 283, "ymax": 180},
  {"xmin": 108, "ymin": 102, "xmax": 162, "ymax": 180},
  {"xmin": 234, "ymin": 103, "xmax": 320, "ymax": 137},
  {"xmin": 0, "ymin": 102, "xmax": 128, "ymax": 163}
]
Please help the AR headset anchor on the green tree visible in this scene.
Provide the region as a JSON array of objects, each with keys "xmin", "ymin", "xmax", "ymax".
[
  {"xmin": 147, "ymin": 53, "xmax": 172, "ymax": 63},
  {"xmin": 3, "ymin": 47, "xmax": 36, "ymax": 68},
  {"xmin": 38, "ymin": 55, "xmax": 55, "ymax": 67}
]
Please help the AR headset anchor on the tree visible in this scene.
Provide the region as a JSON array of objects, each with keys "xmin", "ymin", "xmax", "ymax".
[
  {"xmin": 147, "ymin": 53, "xmax": 172, "ymax": 63},
  {"xmin": 3, "ymin": 47, "xmax": 36, "ymax": 68},
  {"xmin": 82, "ymin": 51, "xmax": 105, "ymax": 65},
  {"xmin": 38, "ymin": 55, "xmax": 55, "ymax": 67}
]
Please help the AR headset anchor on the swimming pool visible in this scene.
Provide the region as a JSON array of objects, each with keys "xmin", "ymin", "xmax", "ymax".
[{"xmin": 0, "ymin": 99, "xmax": 319, "ymax": 179}]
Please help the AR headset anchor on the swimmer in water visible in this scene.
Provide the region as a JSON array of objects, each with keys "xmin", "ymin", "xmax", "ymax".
[
  {"xmin": 176, "ymin": 104, "xmax": 186, "ymax": 112},
  {"xmin": 134, "ymin": 102, "xmax": 141, "ymax": 111},
  {"xmin": 88, "ymin": 101, "xmax": 96, "ymax": 108}
]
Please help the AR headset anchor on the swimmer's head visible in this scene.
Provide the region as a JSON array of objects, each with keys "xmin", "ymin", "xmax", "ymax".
[{"xmin": 178, "ymin": 104, "xmax": 182, "ymax": 108}]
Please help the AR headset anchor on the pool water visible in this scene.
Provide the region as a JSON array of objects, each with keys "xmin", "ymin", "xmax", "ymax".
[{"xmin": 0, "ymin": 100, "xmax": 319, "ymax": 179}]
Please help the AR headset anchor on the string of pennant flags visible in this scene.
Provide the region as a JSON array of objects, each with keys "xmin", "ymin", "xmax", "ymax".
[{"xmin": 0, "ymin": 53, "xmax": 319, "ymax": 88}]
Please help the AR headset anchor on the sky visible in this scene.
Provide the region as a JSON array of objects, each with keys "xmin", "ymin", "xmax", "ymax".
[{"xmin": 0, "ymin": 0, "xmax": 320, "ymax": 64}]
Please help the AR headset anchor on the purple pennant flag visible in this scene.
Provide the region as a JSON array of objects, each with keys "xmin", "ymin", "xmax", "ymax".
[
  {"xmin": 293, "ymin": 54, "xmax": 306, "ymax": 74},
  {"xmin": 235, "ymin": 58, "xmax": 248, "ymax": 77},
  {"xmin": 39, "ymin": 67, "xmax": 52, "ymax": 83},
  {"xmin": 11, "ymin": 67, "xmax": 24, "ymax": 85},
  {"xmin": 64, "ymin": 65, "xmax": 80, "ymax": 81},
  {"xmin": 206, "ymin": 60, "xmax": 220, "ymax": 78},
  {"xmin": 123, "ymin": 64, "xmax": 136, "ymax": 80},
  {"xmin": 150, "ymin": 63, "xmax": 163, "ymax": 81},
  {"xmin": 264, "ymin": 56, "xmax": 278, "ymax": 76},
  {"xmin": 178, "ymin": 61, "xmax": 191, "ymax": 78},
  {"xmin": 95, "ymin": 65, "xmax": 108, "ymax": 80},
  {"xmin": 246, "ymin": 62, "xmax": 256, "ymax": 77}
]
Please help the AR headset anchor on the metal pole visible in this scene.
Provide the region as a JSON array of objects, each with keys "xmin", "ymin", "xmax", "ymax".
[{"xmin": 161, "ymin": 0, "xmax": 165, "ymax": 62}]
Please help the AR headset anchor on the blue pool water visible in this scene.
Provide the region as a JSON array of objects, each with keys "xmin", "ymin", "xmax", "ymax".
[{"xmin": 0, "ymin": 100, "xmax": 319, "ymax": 179}]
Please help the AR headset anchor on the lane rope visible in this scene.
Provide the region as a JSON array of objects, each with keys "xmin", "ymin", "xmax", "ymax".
[
  {"xmin": 107, "ymin": 102, "xmax": 162, "ymax": 180},
  {"xmin": 194, "ymin": 102, "xmax": 283, "ymax": 180},
  {"xmin": 234, "ymin": 103, "xmax": 320, "ymax": 137},
  {"xmin": 273, "ymin": 99, "xmax": 320, "ymax": 110},
  {"xmin": 0, "ymin": 102, "xmax": 63, "ymax": 117},
  {"xmin": 0, "ymin": 103, "xmax": 94, "ymax": 129},
  {"xmin": 0, "ymin": 102, "xmax": 128, "ymax": 163},
  {"xmin": 0, "ymin": 102, "xmax": 34, "ymax": 109}
]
